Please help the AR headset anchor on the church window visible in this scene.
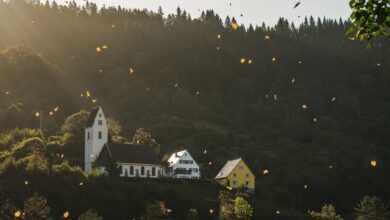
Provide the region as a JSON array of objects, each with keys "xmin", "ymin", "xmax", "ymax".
[
  {"xmin": 99, "ymin": 114, "xmax": 102, "ymax": 117},
  {"xmin": 98, "ymin": 120, "xmax": 103, "ymax": 125},
  {"xmin": 152, "ymin": 167, "xmax": 156, "ymax": 176},
  {"xmin": 130, "ymin": 166, "xmax": 134, "ymax": 175},
  {"xmin": 98, "ymin": 131, "xmax": 102, "ymax": 139},
  {"xmin": 87, "ymin": 132, "xmax": 90, "ymax": 140},
  {"xmin": 141, "ymin": 167, "xmax": 145, "ymax": 175}
]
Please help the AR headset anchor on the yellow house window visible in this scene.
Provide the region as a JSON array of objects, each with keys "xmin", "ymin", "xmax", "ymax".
[
  {"xmin": 233, "ymin": 173, "xmax": 237, "ymax": 178},
  {"xmin": 245, "ymin": 181, "xmax": 250, "ymax": 186},
  {"xmin": 246, "ymin": 173, "xmax": 249, "ymax": 178},
  {"xmin": 239, "ymin": 166, "xmax": 244, "ymax": 170},
  {"xmin": 232, "ymin": 180, "xmax": 237, "ymax": 186}
]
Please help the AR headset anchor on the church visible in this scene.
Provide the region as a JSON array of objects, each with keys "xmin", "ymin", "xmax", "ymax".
[{"xmin": 84, "ymin": 107, "xmax": 164, "ymax": 178}]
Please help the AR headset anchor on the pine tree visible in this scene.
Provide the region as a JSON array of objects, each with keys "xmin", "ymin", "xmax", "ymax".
[
  {"xmin": 185, "ymin": 208, "xmax": 199, "ymax": 220},
  {"xmin": 234, "ymin": 196, "xmax": 253, "ymax": 220},
  {"xmin": 78, "ymin": 210, "xmax": 103, "ymax": 220},
  {"xmin": 309, "ymin": 204, "xmax": 343, "ymax": 220},
  {"xmin": 354, "ymin": 196, "xmax": 389, "ymax": 220},
  {"xmin": 23, "ymin": 193, "xmax": 51, "ymax": 220}
]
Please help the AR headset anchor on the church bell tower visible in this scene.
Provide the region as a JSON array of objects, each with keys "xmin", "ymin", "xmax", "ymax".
[{"xmin": 84, "ymin": 106, "xmax": 108, "ymax": 172}]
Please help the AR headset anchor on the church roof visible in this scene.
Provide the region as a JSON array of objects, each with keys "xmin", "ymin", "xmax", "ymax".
[
  {"xmin": 85, "ymin": 107, "xmax": 101, "ymax": 127},
  {"xmin": 97, "ymin": 143, "xmax": 162, "ymax": 165},
  {"xmin": 214, "ymin": 158, "xmax": 242, "ymax": 179}
]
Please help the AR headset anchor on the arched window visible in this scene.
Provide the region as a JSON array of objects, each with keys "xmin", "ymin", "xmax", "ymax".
[
  {"xmin": 152, "ymin": 167, "xmax": 156, "ymax": 176},
  {"xmin": 130, "ymin": 166, "xmax": 134, "ymax": 175},
  {"xmin": 119, "ymin": 165, "xmax": 123, "ymax": 175},
  {"xmin": 141, "ymin": 167, "xmax": 145, "ymax": 175}
]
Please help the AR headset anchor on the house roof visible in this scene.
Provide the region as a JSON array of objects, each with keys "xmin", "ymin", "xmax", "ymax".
[
  {"xmin": 97, "ymin": 143, "xmax": 162, "ymax": 165},
  {"xmin": 167, "ymin": 149, "xmax": 199, "ymax": 167},
  {"xmin": 175, "ymin": 150, "xmax": 187, "ymax": 157},
  {"xmin": 214, "ymin": 158, "xmax": 242, "ymax": 179},
  {"xmin": 86, "ymin": 107, "xmax": 101, "ymax": 127}
]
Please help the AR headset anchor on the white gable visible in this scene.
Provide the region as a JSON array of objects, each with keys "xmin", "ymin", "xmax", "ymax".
[
  {"xmin": 167, "ymin": 150, "xmax": 198, "ymax": 167},
  {"xmin": 166, "ymin": 149, "xmax": 200, "ymax": 179}
]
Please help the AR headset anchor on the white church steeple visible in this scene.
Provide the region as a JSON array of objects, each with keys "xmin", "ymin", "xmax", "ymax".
[{"xmin": 84, "ymin": 106, "xmax": 108, "ymax": 172}]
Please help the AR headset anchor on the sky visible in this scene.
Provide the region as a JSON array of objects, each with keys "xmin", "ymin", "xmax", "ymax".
[{"xmin": 57, "ymin": 0, "xmax": 351, "ymax": 27}]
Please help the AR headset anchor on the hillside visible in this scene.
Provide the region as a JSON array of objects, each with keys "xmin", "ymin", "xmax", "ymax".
[
  {"xmin": 0, "ymin": 46, "xmax": 78, "ymax": 131},
  {"xmin": 0, "ymin": 0, "xmax": 389, "ymax": 219}
]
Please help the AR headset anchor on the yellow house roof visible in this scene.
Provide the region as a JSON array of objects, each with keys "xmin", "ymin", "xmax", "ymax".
[
  {"xmin": 215, "ymin": 158, "xmax": 241, "ymax": 179},
  {"xmin": 215, "ymin": 158, "xmax": 254, "ymax": 179}
]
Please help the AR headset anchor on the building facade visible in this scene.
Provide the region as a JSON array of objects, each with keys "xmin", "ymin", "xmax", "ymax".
[
  {"xmin": 118, "ymin": 163, "xmax": 164, "ymax": 178},
  {"xmin": 85, "ymin": 107, "xmax": 164, "ymax": 177},
  {"xmin": 215, "ymin": 158, "xmax": 255, "ymax": 191},
  {"xmin": 166, "ymin": 150, "xmax": 200, "ymax": 179},
  {"xmin": 96, "ymin": 143, "xmax": 164, "ymax": 178}
]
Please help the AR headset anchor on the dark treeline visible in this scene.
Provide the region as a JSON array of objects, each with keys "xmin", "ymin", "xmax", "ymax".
[{"xmin": 0, "ymin": 0, "xmax": 389, "ymax": 219}]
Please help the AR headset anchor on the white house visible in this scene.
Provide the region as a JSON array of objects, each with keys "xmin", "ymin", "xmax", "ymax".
[
  {"xmin": 166, "ymin": 150, "xmax": 200, "ymax": 179},
  {"xmin": 85, "ymin": 107, "xmax": 164, "ymax": 177}
]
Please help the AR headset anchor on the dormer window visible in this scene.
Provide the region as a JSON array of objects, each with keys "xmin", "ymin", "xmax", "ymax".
[{"xmin": 98, "ymin": 120, "xmax": 103, "ymax": 125}]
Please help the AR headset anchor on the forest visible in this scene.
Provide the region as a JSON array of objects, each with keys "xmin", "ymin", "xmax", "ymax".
[{"xmin": 0, "ymin": 0, "xmax": 389, "ymax": 219}]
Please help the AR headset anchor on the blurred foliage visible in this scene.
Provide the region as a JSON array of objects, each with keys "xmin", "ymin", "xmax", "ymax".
[{"xmin": 349, "ymin": 0, "xmax": 390, "ymax": 45}]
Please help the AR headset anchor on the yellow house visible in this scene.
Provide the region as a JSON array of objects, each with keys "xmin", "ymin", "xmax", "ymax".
[{"xmin": 215, "ymin": 158, "xmax": 255, "ymax": 191}]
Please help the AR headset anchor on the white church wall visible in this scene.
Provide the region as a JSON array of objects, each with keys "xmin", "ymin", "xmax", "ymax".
[{"xmin": 118, "ymin": 163, "xmax": 164, "ymax": 178}]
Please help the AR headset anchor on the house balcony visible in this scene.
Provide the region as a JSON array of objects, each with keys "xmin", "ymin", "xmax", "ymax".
[{"xmin": 174, "ymin": 169, "xmax": 192, "ymax": 175}]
